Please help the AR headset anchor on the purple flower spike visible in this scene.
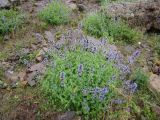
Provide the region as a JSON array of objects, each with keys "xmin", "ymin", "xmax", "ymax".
[
  {"xmin": 128, "ymin": 50, "xmax": 141, "ymax": 64},
  {"xmin": 60, "ymin": 72, "xmax": 65, "ymax": 87},
  {"xmin": 78, "ymin": 64, "xmax": 83, "ymax": 77},
  {"xmin": 124, "ymin": 80, "xmax": 137, "ymax": 94}
]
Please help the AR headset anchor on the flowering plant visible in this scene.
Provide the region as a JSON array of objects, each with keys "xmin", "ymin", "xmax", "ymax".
[{"xmin": 41, "ymin": 50, "xmax": 121, "ymax": 118}]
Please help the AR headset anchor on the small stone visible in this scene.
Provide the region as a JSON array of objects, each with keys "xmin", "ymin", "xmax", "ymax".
[
  {"xmin": 57, "ymin": 111, "xmax": 76, "ymax": 120},
  {"xmin": 20, "ymin": 80, "xmax": 28, "ymax": 87},
  {"xmin": 5, "ymin": 70, "xmax": 18, "ymax": 82},
  {"xmin": 28, "ymin": 80, "xmax": 36, "ymax": 87},
  {"xmin": 18, "ymin": 72, "xmax": 26, "ymax": 81},
  {"xmin": 149, "ymin": 74, "xmax": 160, "ymax": 93},
  {"xmin": 34, "ymin": 33, "xmax": 45, "ymax": 45},
  {"xmin": 77, "ymin": 4, "xmax": 86, "ymax": 12},
  {"xmin": 4, "ymin": 35, "xmax": 10, "ymax": 41},
  {"xmin": 69, "ymin": 3, "xmax": 77, "ymax": 10},
  {"xmin": 28, "ymin": 63, "xmax": 45, "ymax": 72},
  {"xmin": 36, "ymin": 55, "xmax": 44, "ymax": 62},
  {"xmin": 152, "ymin": 105, "xmax": 160, "ymax": 118},
  {"xmin": 31, "ymin": 44, "xmax": 37, "ymax": 50},
  {"xmin": 43, "ymin": 47, "xmax": 48, "ymax": 52},
  {"xmin": 44, "ymin": 31, "xmax": 55, "ymax": 44}
]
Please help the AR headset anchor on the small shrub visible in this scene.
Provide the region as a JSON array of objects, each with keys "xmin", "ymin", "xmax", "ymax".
[
  {"xmin": 41, "ymin": 50, "xmax": 121, "ymax": 118},
  {"xmin": 83, "ymin": 12, "xmax": 141, "ymax": 44},
  {"xmin": 0, "ymin": 9, "xmax": 25, "ymax": 36},
  {"xmin": 39, "ymin": 1, "xmax": 71, "ymax": 25}
]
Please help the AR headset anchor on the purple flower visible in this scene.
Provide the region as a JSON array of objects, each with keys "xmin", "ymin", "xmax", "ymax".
[
  {"xmin": 100, "ymin": 38, "xmax": 107, "ymax": 45},
  {"xmin": 92, "ymin": 87, "xmax": 109, "ymax": 101},
  {"xmin": 128, "ymin": 50, "xmax": 141, "ymax": 64},
  {"xmin": 91, "ymin": 46, "xmax": 97, "ymax": 53},
  {"xmin": 60, "ymin": 72, "xmax": 65, "ymax": 86},
  {"xmin": 78, "ymin": 64, "xmax": 83, "ymax": 77},
  {"xmin": 123, "ymin": 80, "xmax": 137, "ymax": 94}
]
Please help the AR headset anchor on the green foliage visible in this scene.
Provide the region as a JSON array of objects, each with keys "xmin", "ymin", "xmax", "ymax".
[
  {"xmin": 39, "ymin": 1, "xmax": 71, "ymax": 25},
  {"xmin": 83, "ymin": 12, "xmax": 141, "ymax": 44},
  {"xmin": 41, "ymin": 50, "xmax": 121, "ymax": 118},
  {"xmin": 83, "ymin": 12, "xmax": 108, "ymax": 38},
  {"xmin": 132, "ymin": 69, "xmax": 149, "ymax": 90},
  {"xmin": 154, "ymin": 38, "xmax": 160, "ymax": 58},
  {"xmin": 0, "ymin": 9, "xmax": 25, "ymax": 36}
]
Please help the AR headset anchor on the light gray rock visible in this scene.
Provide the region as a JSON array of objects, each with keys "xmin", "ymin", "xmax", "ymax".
[
  {"xmin": 149, "ymin": 74, "xmax": 160, "ymax": 93},
  {"xmin": 0, "ymin": 0, "xmax": 11, "ymax": 8}
]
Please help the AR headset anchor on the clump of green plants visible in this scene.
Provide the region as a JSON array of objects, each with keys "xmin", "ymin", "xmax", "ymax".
[
  {"xmin": 82, "ymin": 12, "xmax": 108, "ymax": 38},
  {"xmin": 83, "ymin": 12, "xmax": 141, "ymax": 44},
  {"xmin": 41, "ymin": 50, "xmax": 121, "ymax": 119},
  {"xmin": 132, "ymin": 69, "xmax": 149, "ymax": 90},
  {"xmin": 0, "ymin": 9, "xmax": 25, "ymax": 36},
  {"xmin": 39, "ymin": 1, "xmax": 71, "ymax": 25}
]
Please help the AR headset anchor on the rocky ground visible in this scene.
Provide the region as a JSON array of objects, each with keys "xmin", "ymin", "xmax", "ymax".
[{"xmin": 0, "ymin": 0, "xmax": 160, "ymax": 120}]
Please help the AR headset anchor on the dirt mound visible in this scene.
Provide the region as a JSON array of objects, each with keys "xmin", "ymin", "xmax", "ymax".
[{"xmin": 106, "ymin": 0, "xmax": 160, "ymax": 33}]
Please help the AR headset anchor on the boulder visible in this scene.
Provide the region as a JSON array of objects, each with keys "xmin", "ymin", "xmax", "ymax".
[{"xmin": 105, "ymin": 0, "xmax": 160, "ymax": 33}]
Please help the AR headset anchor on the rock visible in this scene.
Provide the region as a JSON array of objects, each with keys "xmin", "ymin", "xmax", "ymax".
[
  {"xmin": 5, "ymin": 70, "xmax": 18, "ymax": 82},
  {"xmin": 25, "ymin": 71, "xmax": 37, "ymax": 87},
  {"xmin": 152, "ymin": 105, "xmax": 160, "ymax": 118},
  {"xmin": 20, "ymin": 48, "xmax": 30, "ymax": 55},
  {"xmin": 57, "ymin": 111, "xmax": 76, "ymax": 120},
  {"xmin": 18, "ymin": 72, "xmax": 26, "ymax": 81},
  {"xmin": 27, "ymin": 79, "xmax": 36, "ymax": 87},
  {"xmin": 34, "ymin": 33, "xmax": 45, "ymax": 45},
  {"xmin": 149, "ymin": 74, "xmax": 160, "ymax": 93},
  {"xmin": 43, "ymin": 47, "xmax": 48, "ymax": 52},
  {"xmin": 3, "ymin": 35, "xmax": 10, "ymax": 41},
  {"xmin": 31, "ymin": 44, "xmax": 37, "ymax": 50},
  {"xmin": 44, "ymin": 31, "xmax": 55, "ymax": 44},
  {"xmin": 69, "ymin": 3, "xmax": 77, "ymax": 10},
  {"xmin": 36, "ymin": 55, "xmax": 44, "ymax": 62},
  {"xmin": 105, "ymin": 0, "xmax": 160, "ymax": 33},
  {"xmin": 77, "ymin": 4, "xmax": 86, "ymax": 11},
  {"xmin": 153, "ymin": 66, "xmax": 160, "ymax": 75},
  {"xmin": 0, "ymin": 0, "xmax": 10, "ymax": 9},
  {"xmin": 20, "ymin": 80, "xmax": 27, "ymax": 87},
  {"xmin": 28, "ymin": 63, "xmax": 45, "ymax": 73},
  {"xmin": 10, "ymin": 0, "xmax": 20, "ymax": 6}
]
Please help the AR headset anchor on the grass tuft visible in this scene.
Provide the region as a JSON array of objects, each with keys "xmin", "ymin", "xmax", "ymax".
[
  {"xmin": 38, "ymin": 1, "xmax": 71, "ymax": 25},
  {"xmin": 0, "ymin": 9, "xmax": 25, "ymax": 36}
]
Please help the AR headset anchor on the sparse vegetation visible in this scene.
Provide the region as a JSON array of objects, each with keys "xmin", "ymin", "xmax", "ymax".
[{"xmin": 38, "ymin": 1, "xmax": 71, "ymax": 25}]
